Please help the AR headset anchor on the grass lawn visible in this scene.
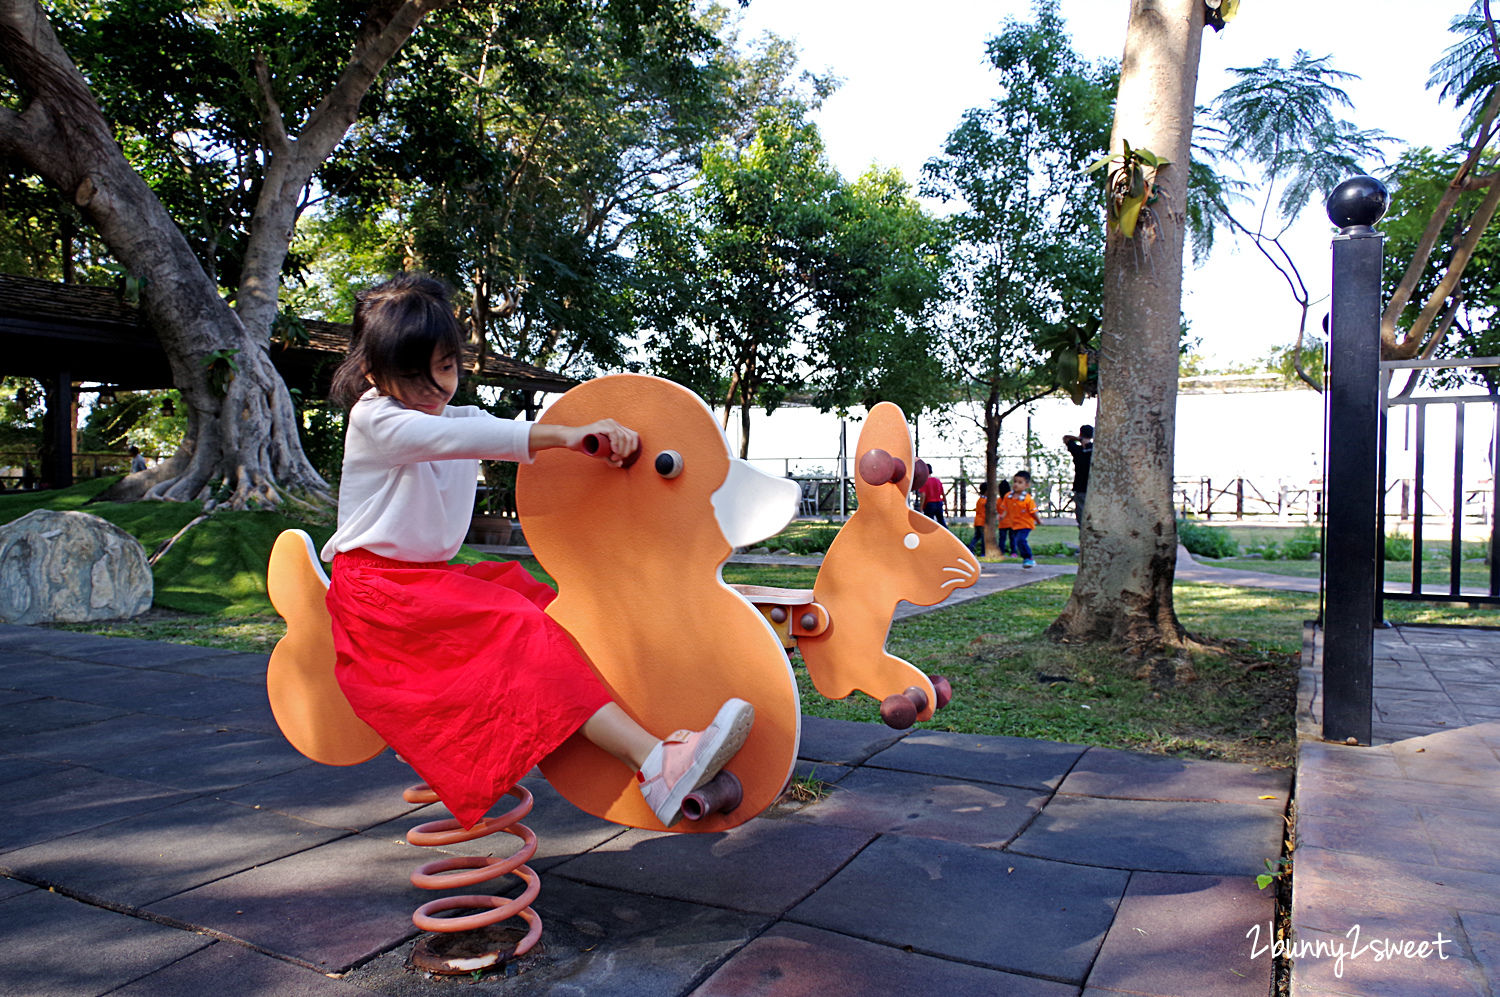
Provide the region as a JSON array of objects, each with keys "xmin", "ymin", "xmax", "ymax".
[{"xmin": 796, "ymin": 577, "xmax": 1308, "ymax": 769}]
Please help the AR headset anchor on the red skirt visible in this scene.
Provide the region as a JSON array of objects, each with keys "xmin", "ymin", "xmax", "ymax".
[{"xmin": 326, "ymin": 549, "xmax": 612, "ymax": 828}]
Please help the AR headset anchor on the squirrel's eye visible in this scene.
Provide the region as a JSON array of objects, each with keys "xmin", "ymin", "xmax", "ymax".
[{"xmin": 655, "ymin": 450, "xmax": 684, "ymax": 478}]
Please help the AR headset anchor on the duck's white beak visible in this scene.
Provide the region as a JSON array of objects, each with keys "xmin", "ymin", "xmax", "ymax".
[{"xmin": 711, "ymin": 459, "xmax": 802, "ymax": 549}]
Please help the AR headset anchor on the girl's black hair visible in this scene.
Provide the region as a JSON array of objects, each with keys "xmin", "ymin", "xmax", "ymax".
[{"xmin": 329, "ymin": 272, "xmax": 466, "ymax": 409}]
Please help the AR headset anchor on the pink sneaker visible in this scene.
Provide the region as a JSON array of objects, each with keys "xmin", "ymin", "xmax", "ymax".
[{"xmin": 638, "ymin": 698, "xmax": 754, "ymax": 826}]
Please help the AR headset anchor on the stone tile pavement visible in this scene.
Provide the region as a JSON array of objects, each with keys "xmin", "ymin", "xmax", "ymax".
[
  {"xmin": 0, "ymin": 622, "xmax": 1290, "ymax": 996},
  {"xmin": 1294, "ymin": 624, "xmax": 1500, "ymax": 995}
]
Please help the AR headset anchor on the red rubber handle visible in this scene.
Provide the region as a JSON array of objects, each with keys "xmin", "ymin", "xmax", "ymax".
[{"xmin": 582, "ymin": 433, "xmax": 640, "ymax": 468}]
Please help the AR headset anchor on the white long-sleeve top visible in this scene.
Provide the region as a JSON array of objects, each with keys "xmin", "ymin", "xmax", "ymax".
[{"xmin": 321, "ymin": 390, "xmax": 534, "ymax": 563}]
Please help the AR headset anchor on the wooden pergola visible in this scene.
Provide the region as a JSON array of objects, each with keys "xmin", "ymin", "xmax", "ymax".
[{"xmin": 0, "ymin": 273, "xmax": 578, "ymax": 489}]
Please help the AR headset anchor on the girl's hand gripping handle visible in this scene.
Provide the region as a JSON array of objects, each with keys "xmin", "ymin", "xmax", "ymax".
[{"xmin": 580, "ymin": 420, "xmax": 641, "ymax": 468}]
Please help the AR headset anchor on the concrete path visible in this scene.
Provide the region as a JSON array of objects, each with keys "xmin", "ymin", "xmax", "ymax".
[
  {"xmin": 1294, "ymin": 625, "xmax": 1500, "ymax": 995},
  {"xmin": 0, "ymin": 623, "xmax": 1289, "ymax": 996}
]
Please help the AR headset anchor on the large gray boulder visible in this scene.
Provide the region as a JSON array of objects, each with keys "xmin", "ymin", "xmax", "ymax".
[{"xmin": 0, "ymin": 510, "xmax": 153, "ymax": 624}]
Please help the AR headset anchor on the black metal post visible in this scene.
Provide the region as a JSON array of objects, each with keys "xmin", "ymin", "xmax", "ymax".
[{"xmin": 1322, "ymin": 176, "xmax": 1388, "ymax": 745}]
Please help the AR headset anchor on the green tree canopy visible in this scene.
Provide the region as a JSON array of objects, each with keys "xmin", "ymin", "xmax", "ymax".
[
  {"xmin": 920, "ymin": 0, "xmax": 1113, "ymax": 536},
  {"xmin": 633, "ymin": 104, "xmax": 948, "ymax": 455}
]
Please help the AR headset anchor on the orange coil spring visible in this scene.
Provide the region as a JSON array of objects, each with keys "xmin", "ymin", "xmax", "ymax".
[{"xmin": 401, "ymin": 782, "xmax": 543, "ymax": 956}]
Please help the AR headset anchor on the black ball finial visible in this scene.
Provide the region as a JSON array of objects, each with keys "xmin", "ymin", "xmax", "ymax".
[{"xmin": 1326, "ymin": 175, "xmax": 1389, "ymax": 232}]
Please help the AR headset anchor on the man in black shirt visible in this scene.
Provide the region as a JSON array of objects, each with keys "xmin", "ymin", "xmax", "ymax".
[{"xmin": 1062, "ymin": 425, "xmax": 1093, "ymax": 519}]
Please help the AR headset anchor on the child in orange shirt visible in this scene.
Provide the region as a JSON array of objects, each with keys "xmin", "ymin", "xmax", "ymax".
[
  {"xmin": 970, "ymin": 482, "xmax": 991, "ymax": 555},
  {"xmin": 997, "ymin": 470, "xmax": 1039, "ymax": 567}
]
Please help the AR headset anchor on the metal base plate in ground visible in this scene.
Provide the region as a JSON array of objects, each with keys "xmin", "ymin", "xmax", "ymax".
[{"xmin": 409, "ymin": 924, "xmax": 538, "ymax": 976}]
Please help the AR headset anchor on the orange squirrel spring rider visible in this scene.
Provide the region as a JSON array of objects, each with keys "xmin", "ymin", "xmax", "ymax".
[
  {"xmin": 267, "ymin": 380, "xmax": 973, "ymax": 833},
  {"xmin": 519, "ymin": 375, "xmax": 804, "ymax": 832}
]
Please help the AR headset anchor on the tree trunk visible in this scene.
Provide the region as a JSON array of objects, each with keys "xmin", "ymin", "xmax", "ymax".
[
  {"xmin": 982, "ymin": 383, "xmax": 1002, "ymax": 553},
  {"xmin": 0, "ymin": 0, "xmax": 441, "ymax": 509},
  {"xmin": 1049, "ymin": 0, "xmax": 1204, "ymax": 660}
]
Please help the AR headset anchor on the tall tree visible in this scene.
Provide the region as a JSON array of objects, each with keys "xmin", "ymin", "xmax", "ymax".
[
  {"xmin": 302, "ymin": 2, "xmax": 778, "ymax": 414},
  {"xmin": 921, "ymin": 0, "xmax": 1114, "ymax": 552},
  {"xmin": 634, "ymin": 105, "xmax": 948, "ymax": 455},
  {"xmin": 1381, "ymin": 144, "xmax": 1498, "ymax": 374},
  {"xmin": 1049, "ymin": 0, "xmax": 1206, "ymax": 662},
  {"xmin": 1381, "ymin": 1, "xmax": 1500, "ymax": 362},
  {"xmin": 0, "ymin": 0, "xmax": 715, "ymax": 508},
  {"xmin": 0, "ymin": 0, "xmax": 447, "ymax": 509}
]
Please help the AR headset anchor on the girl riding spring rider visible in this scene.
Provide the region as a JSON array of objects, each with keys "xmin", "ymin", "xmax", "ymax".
[{"xmin": 320, "ymin": 273, "xmax": 753, "ymax": 829}]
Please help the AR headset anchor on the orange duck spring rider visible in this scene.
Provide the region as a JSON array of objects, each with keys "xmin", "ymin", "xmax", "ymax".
[{"xmin": 266, "ymin": 374, "xmax": 976, "ymax": 952}]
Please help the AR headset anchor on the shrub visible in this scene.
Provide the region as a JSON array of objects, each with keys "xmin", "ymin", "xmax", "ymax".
[
  {"xmin": 1383, "ymin": 534, "xmax": 1413, "ymax": 561},
  {"xmin": 780, "ymin": 525, "xmax": 841, "ymax": 555},
  {"xmin": 1282, "ymin": 527, "xmax": 1321, "ymax": 560},
  {"xmin": 1257, "ymin": 540, "xmax": 1283, "ymax": 561},
  {"xmin": 1176, "ymin": 519, "xmax": 1240, "ymax": 559}
]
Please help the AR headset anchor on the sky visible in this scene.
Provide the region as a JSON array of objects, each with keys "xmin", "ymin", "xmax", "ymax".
[{"xmin": 732, "ymin": 0, "xmax": 1476, "ymax": 369}]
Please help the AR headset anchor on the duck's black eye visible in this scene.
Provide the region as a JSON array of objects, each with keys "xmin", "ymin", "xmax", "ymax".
[{"xmin": 654, "ymin": 450, "xmax": 684, "ymax": 478}]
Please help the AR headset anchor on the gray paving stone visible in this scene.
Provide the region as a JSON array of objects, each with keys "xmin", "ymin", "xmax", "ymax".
[
  {"xmin": 1427, "ymin": 661, "xmax": 1500, "ymax": 681},
  {"xmin": 1297, "ymin": 764, "xmax": 1500, "ymax": 819},
  {"xmin": 0, "ymin": 655, "xmax": 123, "ymax": 696},
  {"xmin": 0, "ymin": 627, "xmax": 129, "ymax": 655},
  {"xmin": 347, "ymin": 877, "xmax": 770, "ymax": 997},
  {"xmin": 0, "ymin": 712, "xmax": 202, "ymax": 766},
  {"xmin": 1, "ymin": 794, "xmax": 345, "ymax": 906},
  {"xmin": 220, "ymin": 749, "xmax": 426, "ymax": 831},
  {"xmin": 791, "ymin": 757, "xmax": 853, "ymax": 786},
  {"xmin": 1084, "ymin": 872, "xmax": 1275, "ymax": 997},
  {"xmin": 1290, "ymin": 899, "xmax": 1484, "ymax": 995},
  {"xmin": 0, "ymin": 887, "xmax": 211, "ymax": 997},
  {"xmin": 864, "ymin": 728, "xmax": 1086, "ymax": 791},
  {"xmin": 1010, "ymin": 795, "xmax": 1284, "ymax": 876},
  {"xmin": 1295, "ymin": 845, "xmax": 1500, "ymax": 917},
  {"xmin": 1387, "ymin": 726, "xmax": 1500, "ymax": 786},
  {"xmin": 1458, "ymin": 702, "xmax": 1500, "ymax": 723},
  {"xmin": 0, "ymin": 695, "xmax": 131, "ymax": 737},
  {"xmin": 795, "ymin": 715, "xmax": 906, "ymax": 765},
  {"xmin": 72, "ymin": 669, "xmax": 268, "ymax": 723},
  {"xmin": 1458, "ymin": 911, "xmax": 1500, "ymax": 992},
  {"xmin": 1295, "ymin": 802, "xmax": 1439, "ymax": 866},
  {"xmin": 693, "ymin": 921, "xmax": 1077, "ymax": 996},
  {"xmin": 554, "ymin": 819, "xmax": 875, "ymax": 915},
  {"xmin": 790, "ymin": 834, "xmax": 1127, "ymax": 982},
  {"xmin": 83, "ymin": 725, "xmax": 313, "ymax": 793},
  {"xmin": 0, "ymin": 875, "xmax": 34, "ymax": 901},
  {"xmin": 110, "ymin": 939, "xmax": 374, "ymax": 995},
  {"xmin": 1437, "ymin": 680, "xmax": 1500, "ymax": 706},
  {"xmin": 1374, "ymin": 721, "xmax": 1461, "ymax": 744},
  {"xmin": 1375, "ymin": 698, "xmax": 1468, "ymax": 728},
  {"xmin": 1419, "ymin": 802, "xmax": 1500, "ymax": 876},
  {"xmin": 0, "ymin": 752, "xmax": 67, "ymax": 787},
  {"xmin": 148, "ymin": 827, "xmax": 428, "ymax": 972},
  {"xmin": 1373, "ymin": 659, "xmax": 1443, "ymax": 692},
  {"xmin": 784, "ymin": 766, "xmax": 1044, "ymax": 848},
  {"xmin": 148, "ymin": 650, "xmax": 271, "ymax": 684},
  {"xmin": 1057, "ymin": 746, "xmax": 1290, "ymax": 807},
  {"xmin": 2, "ymin": 658, "xmax": 173, "ymax": 701},
  {"xmin": 61, "ymin": 636, "xmax": 241, "ymax": 668},
  {"xmin": 0, "ymin": 764, "xmax": 191, "ymax": 854}
]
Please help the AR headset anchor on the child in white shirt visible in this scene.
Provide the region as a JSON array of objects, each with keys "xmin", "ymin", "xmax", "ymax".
[{"xmin": 321, "ymin": 273, "xmax": 751, "ymax": 828}]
